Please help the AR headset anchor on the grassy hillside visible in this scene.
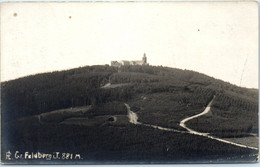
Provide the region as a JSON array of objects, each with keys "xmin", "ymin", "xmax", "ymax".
[{"xmin": 1, "ymin": 65, "xmax": 258, "ymax": 163}]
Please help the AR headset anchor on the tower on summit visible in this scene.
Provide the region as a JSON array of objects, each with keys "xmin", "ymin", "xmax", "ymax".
[{"xmin": 142, "ymin": 53, "xmax": 147, "ymax": 64}]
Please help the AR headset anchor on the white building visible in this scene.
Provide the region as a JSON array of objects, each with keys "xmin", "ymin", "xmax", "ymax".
[{"xmin": 111, "ymin": 53, "xmax": 148, "ymax": 67}]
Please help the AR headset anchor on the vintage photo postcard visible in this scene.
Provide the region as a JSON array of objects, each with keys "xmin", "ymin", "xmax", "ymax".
[{"xmin": 0, "ymin": 1, "xmax": 258, "ymax": 164}]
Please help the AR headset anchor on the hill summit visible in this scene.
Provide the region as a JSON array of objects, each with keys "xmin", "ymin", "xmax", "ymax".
[{"xmin": 1, "ymin": 65, "xmax": 258, "ymax": 162}]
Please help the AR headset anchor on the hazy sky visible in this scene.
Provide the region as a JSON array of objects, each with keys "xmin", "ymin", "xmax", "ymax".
[{"xmin": 1, "ymin": 2, "xmax": 258, "ymax": 88}]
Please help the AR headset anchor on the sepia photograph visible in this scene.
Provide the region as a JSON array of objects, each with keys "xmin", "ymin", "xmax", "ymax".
[{"xmin": 0, "ymin": 1, "xmax": 258, "ymax": 164}]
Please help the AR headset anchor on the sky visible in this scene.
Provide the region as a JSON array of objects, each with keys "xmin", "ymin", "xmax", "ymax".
[{"xmin": 1, "ymin": 2, "xmax": 258, "ymax": 88}]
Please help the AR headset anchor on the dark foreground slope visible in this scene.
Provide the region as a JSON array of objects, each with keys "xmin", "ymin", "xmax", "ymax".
[{"xmin": 1, "ymin": 65, "xmax": 258, "ymax": 163}]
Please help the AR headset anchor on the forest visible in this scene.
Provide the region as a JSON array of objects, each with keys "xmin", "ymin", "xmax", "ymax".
[
  {"xmin": 1, "ymin": 64, "xmax": 258, "ymax": 163},
  {"xmin": 2, "ymin": 65, "xmax": 257, "ymax": 121}
]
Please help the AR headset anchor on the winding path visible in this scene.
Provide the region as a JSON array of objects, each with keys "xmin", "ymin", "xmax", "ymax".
[
  {"xmin": 179, "ymin": 96, "xmax": 216, "ymax": 135},
  {"xmin": 125, "ymin": 103, "xmax": 185, "ymax": 133},
  {"xmin": 124, "ymin": 98, "xmax": 259, "ymax": 151},
  {"xmin": 125, "ymin": 103, "xmax": 140, "ymax": 125},
  {"xmin": 179, "ymin": 95, "xmax": 258, "ymax": 150}
]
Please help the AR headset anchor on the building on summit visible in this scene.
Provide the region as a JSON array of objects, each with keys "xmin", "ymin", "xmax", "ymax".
[{"xmin": 111, "ymin": 53, "xmax": 148, "ymax": 67}]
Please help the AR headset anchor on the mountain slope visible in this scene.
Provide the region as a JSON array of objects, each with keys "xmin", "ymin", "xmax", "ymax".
[
  {"xmin": 1, "ymin": 65, "xmax": 258, "ymax": 163},
  {"xmin": 1, "ymin": 65, "xmax": 257, "ymax": 121}
]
